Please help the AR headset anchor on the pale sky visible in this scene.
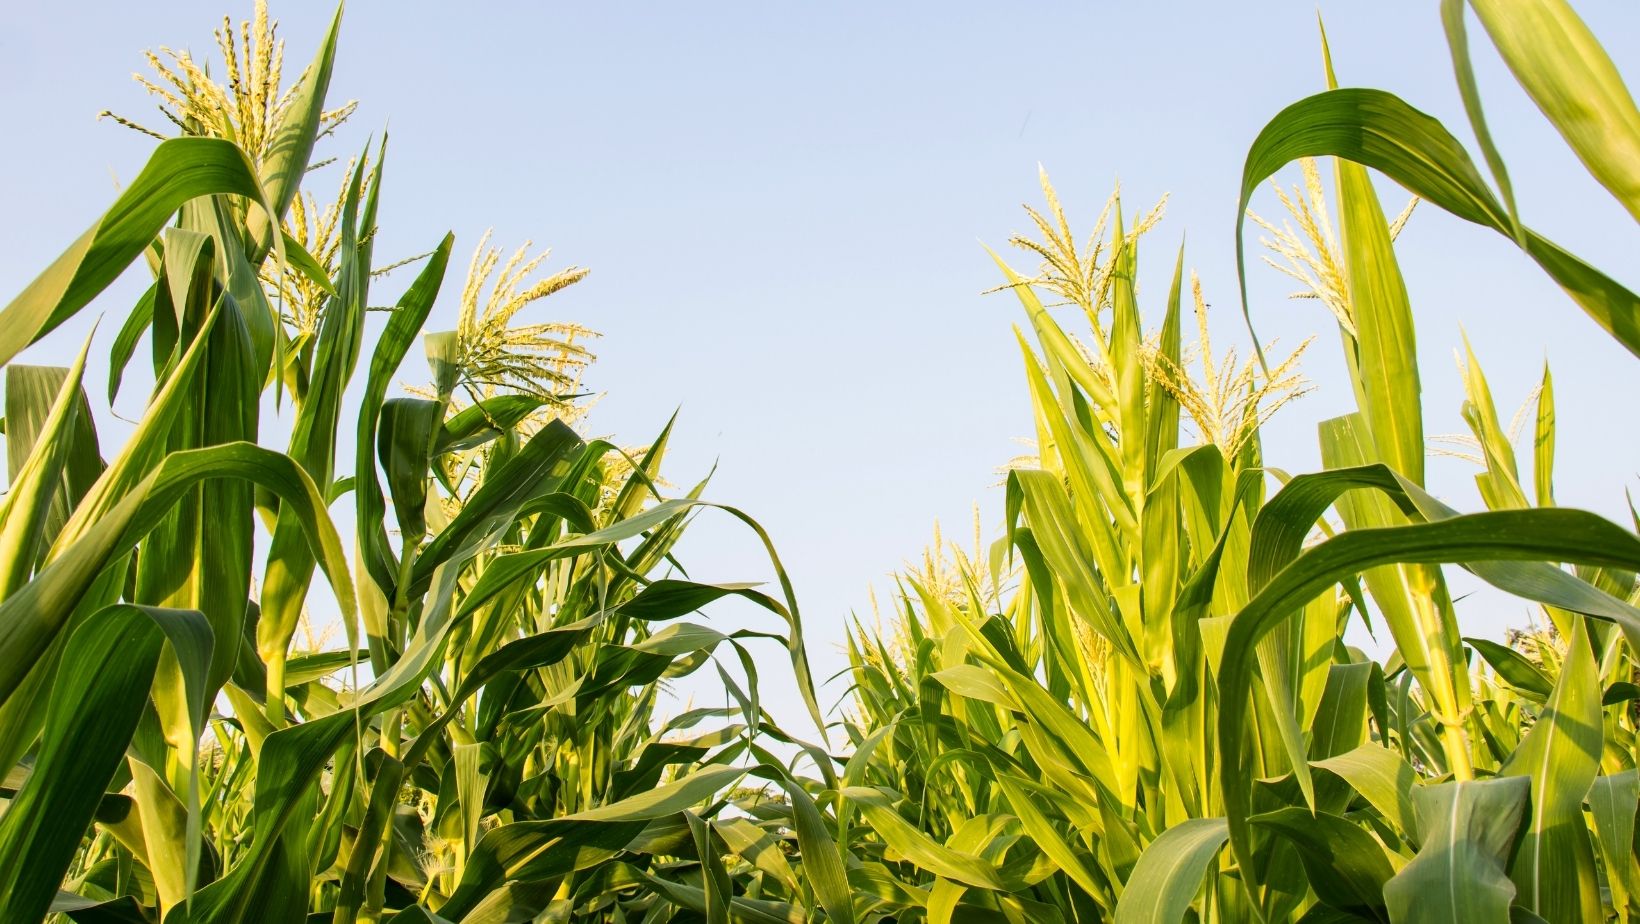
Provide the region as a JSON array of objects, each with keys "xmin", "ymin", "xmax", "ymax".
[{"xmin": 6, "ymin": 2, "xmax": 1640, "ymax": 733}]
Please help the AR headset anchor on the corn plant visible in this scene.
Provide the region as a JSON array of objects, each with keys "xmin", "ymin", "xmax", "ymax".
[
  {"xmin": 10, "ymin": 1, "xmax": 1640, "ymax": 923},
  {"xmin": 0, "ymin": 5, "xmax": 847, "ymax": 923},
  {"xmin": 1218, "ymin": 3, "xmax": 1640, "ymax": 920},
  {"xmin": 839, "ymin": 3, "xmax": 1640, "ymax": 921},
  {"xmin": 842, "ymin": 177, "xmax": 1343, "ymax": 923}
]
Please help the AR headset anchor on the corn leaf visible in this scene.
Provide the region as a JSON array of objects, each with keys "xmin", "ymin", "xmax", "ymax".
[
  {"xmin": 1467, "ymin": 0, "xmax": 1640, "ymax": 224},
  {"xmin": 1250, "ymin": 807, "xmax": 1394, "ymax": 917},
  {"xmin": 1588, "ymin": 769, "xmax": 1640, "ymax": 918},
  {"xmin": 1382, "ymin": 778, "xmax": 1530, "ymax": 924},
  {"xmin": 1497, "ymin": 617, "xmax": 1603, "ymax": 921},
  {"xmin": 1114, "ymin": 817, "xmax": 1228, "ymax": 924},
  {"xmin": 0, "ymin": 605, "xmax": 211, "ymax": 924},
  {"xmin": 1236, "ymin": 88, "xmax": 1640, "ymax": 359},
  {"xmin": 0, "ymin": 137, "xmax": 276, "ymax": 368}
]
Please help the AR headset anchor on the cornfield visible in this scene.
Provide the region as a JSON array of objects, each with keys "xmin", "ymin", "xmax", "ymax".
[{"xmin": 4, "ymin": 1, "xmax": 1640, "ymax": 922}]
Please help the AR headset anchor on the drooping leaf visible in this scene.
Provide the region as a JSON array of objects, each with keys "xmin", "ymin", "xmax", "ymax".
[
  {"xmin": 0, "ymin": 137, "xmax": 277, "ymax": 368},
  {"xmin": 1237, "ymin": 88, "xmax": 1640, "ymax": 358}
]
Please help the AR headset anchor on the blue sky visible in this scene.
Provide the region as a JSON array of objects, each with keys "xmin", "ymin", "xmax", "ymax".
[{"xmin": 6, "ymin": 2, "xmax": 1640, "ymax": 732}]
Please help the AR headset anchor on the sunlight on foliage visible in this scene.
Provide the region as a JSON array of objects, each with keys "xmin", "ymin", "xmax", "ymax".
[{"xmin": 10, "ymin": 1, "xmax": 1640, "ymax": 922}]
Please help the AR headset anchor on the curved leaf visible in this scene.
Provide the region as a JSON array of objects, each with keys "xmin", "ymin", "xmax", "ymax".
[
  {"xmin": 0, "ymin": 441, "xmax": 353, "ymax": 708},
  {"xmin": 1465, "ymin": 636, "xmax": 1552, "ymax": 700},
  {"xmin": 1382, "ymin": 778, "xmax": 1530, "ymax": 924},
  {"xmin": 1312, "ymin": 744, "xmax": 1420, "ymax": 841},
  {"xmin": 1467, "ymin": 0, "xmax": 1640, "ymax": 224},
  {"xmin": 0, "ymin": 137, "xmax": 275, "ymax": 368},
  {"xmin": 1236, "ymin": 88, "xmax": 1640, "ymax": 358},
  {"xmin": 1219, "ymin": 505, "xmax": 1640, "ymax": 898},
  {"xmin": 0, "ymin": 605, "xmax": 211, "ymax": 923},
  {"xmin": 354, "ymin": 233, "xmax": 453, "ymax": 601},
  {"xmin": 1251, "ymin": 807, "xmax": 1394, "ymax": 915},
  {"xmin": 1114, "ymin": 818, "xmax": 1229, "ymax": 924}
]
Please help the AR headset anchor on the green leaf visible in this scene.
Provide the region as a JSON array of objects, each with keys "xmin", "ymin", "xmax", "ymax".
[
  {"xmin": 277, "ymin": 230, "xmax": 339, "ymax": 299},
  {"xmin": 1336, "ymin": 148, "xmax": 1424, "ymax": 486},
  {"xmin": 258, "ymin": 151, "xmax": 375, "ymax": 714},
  {"xmin": 1465, "ymin": 636, "xmax": 1552, "ymax": 700},
  {"xmin": 50, "ymin": 893, "xmax": 154, "ymax": 924},
  {"xmin": 401, "ymin": 616, "xmax": 602, "ymax": 768},
  {"xmin": 843, "ymin": 787, "xmax": 1007, "ymax": 890},
  {"xmin": 0, "ymin": 605, "xmax": 211, "ymax": 924},
  {"xmin": 456, "ymin": 880, "xmax": 558, "ymax": 924},
  {"xmin": 771, "ymin": 772, "xmax": 855, "ymax": 924},
  {"xmin": 1498, "ymin": 617, "xmax": 1603, "ymax": 921},
  {"xmin": 1246, "ymin": 463, "xmax": 1640, "ymax": 647},
  {"xmin": 1588, "ymin": 769, "xmax": 1639, "ymax": 917},
  {"xmin": 354, "ymin": 234, "xmax": 452, "ymax": 601},
  {"xmin": 410, "ymin": 420, "xmax": 583, "ymax": 595},
  {"xmin": 0, "ymin": 340, "xmax": 98, "ymax": 597},
  {"xmin": 248, "ymin": 5, "xmax": 342, "ymax": 255},
  {"xmin": 1236, "ymin": 88, "xmax": 1640, "ymax": 359},
  {"xmin": 0, "ymin": 137, "xmax": 275, "ymax": 368},
  {"xmin": 1382, "ymin": 778, "xmax": 1530, "ymax": 924},
  {"xmin": 140, "ymin": 228, "xmax": 260, "ymax": 694},
  {"xmin": 995, "ymin": 772, "xmax": 1104, "ymax": 900},
  {"xmin": 616, "ymin": 579, "xmax": 784, "ymax": 624},
  {"xmin": 1467, "ymin": 0, "xmax": 1640, "ymax": 225},
  {"xmin": 931, "ymin": 663, "xmax": 1014, "ymax": 708},
  {"xmin": 1532, "ymin": 364, "xmax": 1556, "ymax": 508},
  {"xmin": 0, "ymin": 441, "xmax": 353, "ymax": 710},
  {"xmin": 639, "ymin": 871, "xmax": 807, "ymax": 924},
  {"xmin": 1312, "ymin": 745, "xmax": 1419, "ymax": 841},
  {"xmin": 376, "ymin": 397, "xmax": 441, "ymax": 541},
  {"xmin": 0, "ymin": 349, "xmax": 101, "ymax": 800},
  {"xmin": 436, "ymin": 767, "xmax": 750, "ymax": 919},
  {"xmin": 1310, "ymin": 662, "xmax": 1374, "ymax": 761},
  {"xmin": 1219, "ymin": 501, "xmax": 1640, "ymax": 899},
  {"xmin": 436, "ymin": 394, "xmax": 556, "ymax": 454},
  {"xmin": 1251, "ymin": 807, "xmax": 1394, "ymax": 916},
  {"xmin": 1114, "ymin": 817, "xmax": 1229, "ymax": 924},
  {"xmin": 106, "ymin": 285, "xmax": 156, "ymax": 405},
  {"xmin": 1440, "ymin": 0, "xmax": 1522, "ymax": 242},
  {"xmin": 991, "ymin": 247, "xmax": 1116, "ymax": 411}
]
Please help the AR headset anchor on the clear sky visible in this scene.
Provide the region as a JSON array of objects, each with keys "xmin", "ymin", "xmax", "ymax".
[{"xmin": 6, "ymin": 2, "xmax": 1640, "ymax": 733}]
